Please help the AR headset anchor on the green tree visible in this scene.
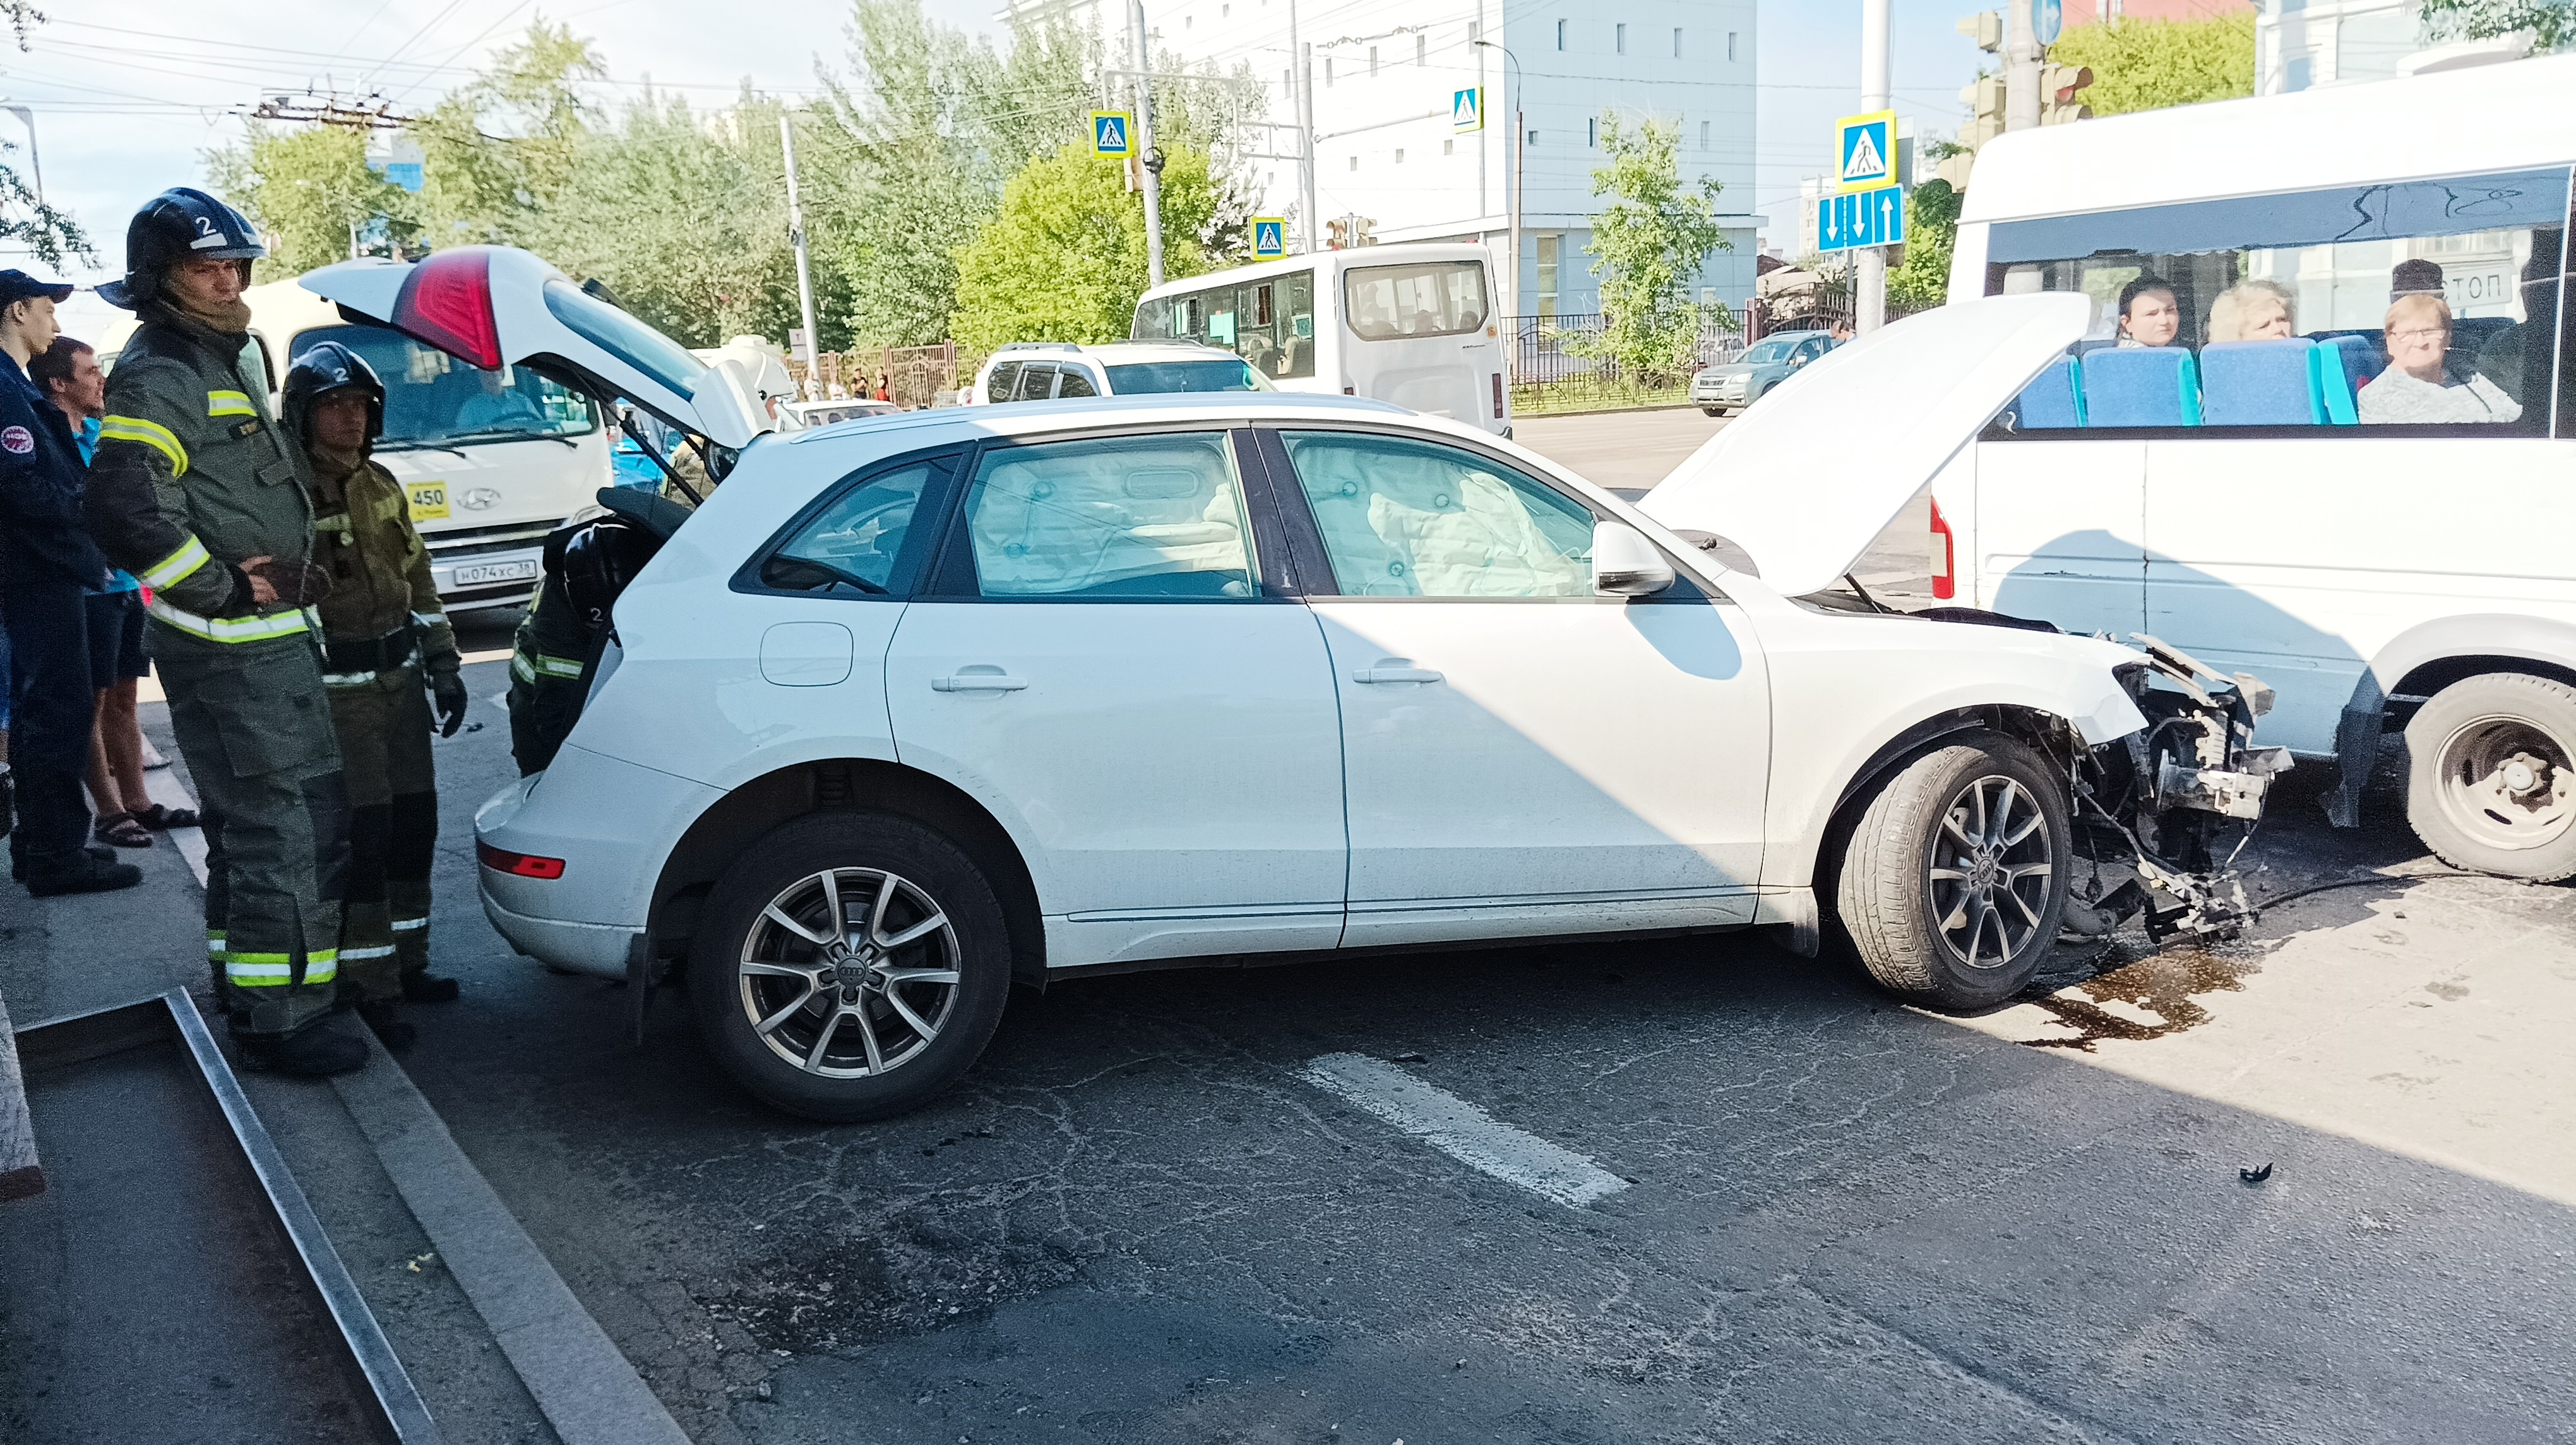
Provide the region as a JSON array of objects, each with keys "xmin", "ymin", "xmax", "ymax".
[
  {"xmin": 2046, "ymin": 13, "xmax": 2255, "ymax": 116},
  {"xmin": 525, "ymin": 89, "xmax": 797, "ymax": 348},
  {"xmin": 948, "ymin": 141, "xmax": 1218, "ymax": 356},
  {"xmin": 0, "ymin": 4, "xmax": 88, "ymax": 265},
  {"xmin": 409, "ymin": 21, "xmax": 604, "ymax": 247},
  {"xmin": 2421, "ymin": 0, "xmax": 2576, "ymax": 49},
  {"xmin": 1886, "ymin": 176, "xmax": 1962, "ymax": 317},
  {"xmin": 206, "ymin": 124, "xmax": 417, "ymax": 280},
  {"xmin": 1567, "ymin": 114, "xmax": 1729, "ymax": 384}
]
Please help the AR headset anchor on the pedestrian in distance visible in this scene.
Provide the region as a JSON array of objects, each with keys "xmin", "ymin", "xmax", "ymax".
[
  {"xmin": 86, "ymin": 188, "xmax": 366, "ymax": 1077},
  {"xmin": 282, "ymin": 339, "xmax": 468, "ymax": 1048},
  {"xmin": 32, "ymin": 334, "xmax": 184, "ymax": 851},
  {"xmin": 0, "ymin": 272, "xmax": 143, "ymax": 897}
]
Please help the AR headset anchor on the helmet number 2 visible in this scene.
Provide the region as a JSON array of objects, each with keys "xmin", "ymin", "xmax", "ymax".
[{"xmin": 190, "ymin": 213, "xmax": 225, "ymax": 250}]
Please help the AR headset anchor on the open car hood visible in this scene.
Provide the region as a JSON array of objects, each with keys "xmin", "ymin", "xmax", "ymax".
[
  {"xmin": 297, "ymin": 247, "xmax": 768, "ymax": 451},
  {"xmin": 1640, "ymin": 293, "xmax": 2089, "ymax": 598}
]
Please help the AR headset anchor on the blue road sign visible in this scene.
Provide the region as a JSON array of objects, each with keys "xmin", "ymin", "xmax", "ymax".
[
  {"xmin": 1090, "ymin": 111, "xmax": 1134, "ymax": 157},
  {"xmin": 2036, "ymin": 0, "xmax": 2063, "ymax": 46},
  {"xmin": 1251, "ymin": 217, "xmax": 1287, "ymax": 259},
  {"xmin": 1815, "ymin": 187, "xmax": 1908, "ymax": 253},
  {"xmin": 1452, "ymin": 87, "xmax": 1484, "ymax": 132},
  {"xmin": 1835, "ymin": 109, "xmax": 1898, "ymax": 193}
]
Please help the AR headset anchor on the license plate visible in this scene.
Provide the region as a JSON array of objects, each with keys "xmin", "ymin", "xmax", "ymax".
[{"xmin": 451, "ymin": 559, "xmax": 539, "ymax": 586}]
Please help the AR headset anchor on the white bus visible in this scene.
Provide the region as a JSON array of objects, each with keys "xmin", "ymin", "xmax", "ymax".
[
  {"xmin": 1130, "ymin": 243, "xmax": 1512, "ymax": 436},
  {"xmin": 100, "ymin": 277, "xmax": 611, "ymax": 611},
  {"xmin": 1934, "ymin": 54, "xmax": 2575, "ymax": 877}
]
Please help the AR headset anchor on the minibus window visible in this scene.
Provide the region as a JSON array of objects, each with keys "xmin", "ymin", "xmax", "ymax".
[
  {"xmin": 1131, "ymin": 270, "xmax": 1318, "ymax": 381},
  {"xmin": 1344, "ymin": 261, "xmax": 1491, "ymax": 342},
  {"xmin": 1985, "ymin": 167, "xmax": 2568, "ymax": 436}
]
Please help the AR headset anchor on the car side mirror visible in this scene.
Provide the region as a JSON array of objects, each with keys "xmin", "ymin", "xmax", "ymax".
[{"xmin": 1592, "ymin": 520, "xmax": 1675, "ymax": 597}]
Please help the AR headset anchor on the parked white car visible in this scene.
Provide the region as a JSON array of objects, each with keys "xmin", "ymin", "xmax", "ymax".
[
  {"xmin": 298, "ymin": 261, "xmax": 2278, "ymax": 1122},
  {"xmin": 968, "ymin": 340, "xmax": 1272, "ymax": 405}
]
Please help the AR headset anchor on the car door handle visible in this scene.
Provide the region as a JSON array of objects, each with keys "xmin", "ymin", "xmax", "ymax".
[
  {"xmin": 931, "ymin": 668, "xmax": 1028, "ymax": 693},
  {"xmin": 1351, "ymin": 663, "xmax": 1443, "ymax": 685}
]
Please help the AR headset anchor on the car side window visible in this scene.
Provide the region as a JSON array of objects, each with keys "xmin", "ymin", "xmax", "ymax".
[
  {"xmin": 1277, "ymin": 431, "xmax": 1595, "ymax": 598},
  {"xmin": 954, "ymin": 431, "xmax": 1260, "ymax": 599},
  {"xmin": 984, "ymin": 361, "xmax": 1020, "ymax": 400},
  {"xmin": 756, "ymin": 460, "xmax": 941, "ymax": 597},
  {"xmin": 1014, "ymin": 363, "xmax": 1059, "ymax": 402},
  {"xmin": 1055, "ymin": 365, "xmax": 1099, "ymax": 399}
]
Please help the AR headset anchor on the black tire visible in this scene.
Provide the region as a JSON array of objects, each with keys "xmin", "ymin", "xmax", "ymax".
[
  {"xmin": 1700, "ymin": 407, "xmax": 1724, "ymax": 417},
  {"xmin": 2403, "ymin": 672, "xmax": 2576, "ymax": 882},
  {"xmin": 1835, "ymin": 736, "xmax": 2072, "ymax": 1009},
  {"xmin": 688, "ymin": 812, "xmax": 1012, "ymax": 1122}
]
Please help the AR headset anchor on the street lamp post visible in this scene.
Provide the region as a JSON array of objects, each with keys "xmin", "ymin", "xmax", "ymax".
[
  {"xmin": 780, "ymin": 111, "xmax": 823, "ymax": 399},
  {"xmin": 1472, "ymin": 39, "xmax": 1522, "ymax": 322},
  {"xmin": 1855, "ymin": 0, "xmax": 1890, "ymax": 335}
]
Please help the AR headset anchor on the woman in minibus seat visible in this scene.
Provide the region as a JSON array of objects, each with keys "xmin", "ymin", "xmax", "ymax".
[
  {"xmin": 2205, "ymin": 280, "xmax": 2296, "ymax": 344},
  {"xmin": 2358, "ymin": 292, "xmax": 2522, "ymax": 425},
  {"xmin": 2114, "ymin": 276, "xmax": 2182, "ymax": 349}
]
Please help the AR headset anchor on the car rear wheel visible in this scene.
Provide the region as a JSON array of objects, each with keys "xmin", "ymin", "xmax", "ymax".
[
  {"xmin": 2404, "ymin": 672, "xmax": 2576, "ymax": 882},
  {"xmin": 688, "ymin": 812, "xmax": 1011, "ymax": 1121},
  {"xmin": 1836, "ymin": 736, "xmax": 2072, "ymax": 1009}
]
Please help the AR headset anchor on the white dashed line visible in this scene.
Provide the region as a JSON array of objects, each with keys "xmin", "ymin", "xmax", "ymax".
[{"xmin": 1299, "ymin": 1052, "xmax": 1630, "ymax": 1208}]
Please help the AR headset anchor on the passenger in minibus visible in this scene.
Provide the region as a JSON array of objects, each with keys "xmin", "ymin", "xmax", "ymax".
[
  {"xmin": 2357, "ymin": 293, "xmax": 2522, "ymax": 424},
  {"xmin": 2206, "ymin": 280, "xmax": 2296, "ymax": 343},
  {"xmin": 2472, "ymin": 228, "xmax": 2564, "ymax": 408},
  {"xmin": 2115, "ymin": 277, "xmax": 2182, "ymax": 349},
  {"xmin": 2389, "ymin": 258, "xmax": 2447, "ymax": 301}
]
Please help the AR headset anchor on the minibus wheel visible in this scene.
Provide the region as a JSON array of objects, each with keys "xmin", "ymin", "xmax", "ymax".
[{"xmin": 2405, "ymin": 672, "xmax": 2576, "ymax": 882}]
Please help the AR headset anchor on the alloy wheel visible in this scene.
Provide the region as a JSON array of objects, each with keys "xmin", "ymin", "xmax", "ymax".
[
  {"xmin": 736, "ymin": 866, "xmax": 962, "ymax": 1078},
  {"xmin": 1926, "ymin": 774, "xmax": 2054, "ymax": 971}
]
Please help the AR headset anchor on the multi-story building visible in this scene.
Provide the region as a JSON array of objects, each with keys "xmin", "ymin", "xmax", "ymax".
[
  {"xmin": 2255, "ymin": 0, "xmax": 2421, "ymax": 93},
  {"xmin": 1006, "ymin": 0, "xmax": 1762, "ymax": 320}
]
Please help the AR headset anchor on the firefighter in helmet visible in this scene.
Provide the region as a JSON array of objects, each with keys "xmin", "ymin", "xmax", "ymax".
[
  {"xmin": 86, "ymin": 188, "xmax": 362, "ymax": 1074},
  {"xmin": 282, "ymin": 339, "xmax": 468, "ymax": 1045}
]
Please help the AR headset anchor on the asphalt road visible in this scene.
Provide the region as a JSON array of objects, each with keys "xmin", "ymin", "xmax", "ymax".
[{"xmin": 10, "ymin": 414, "xmax": 2572, "ymax": 1442}]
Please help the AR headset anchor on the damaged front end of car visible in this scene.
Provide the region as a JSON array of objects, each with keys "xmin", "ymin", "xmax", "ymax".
[{"xmin": 2060, "ymin": 636, "xmax": 2293, "ymax": 944}]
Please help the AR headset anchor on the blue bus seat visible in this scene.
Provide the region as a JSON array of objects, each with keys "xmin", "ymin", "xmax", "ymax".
[
  {"xmin": 2313, "ymin": 336, "xmax": 2371, "ymax": 424},
  {"xmin": 2012, "ymin": 354, "xmax": 2085, "ymax": 429},
  {"xmin": 2081, "ymin": 347, "xmax": 2202, "ymax": 428},
  {"xmin": 2201, "ymin": 340, "xmax": 2321, "ymax": 425}
]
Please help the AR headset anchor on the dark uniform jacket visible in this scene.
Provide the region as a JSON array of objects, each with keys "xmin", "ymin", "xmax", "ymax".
[
  {"xmin": 0, "ymin": 353, "xmax": 110, "ymax": 593},
  {"xmin": 87, "ymin": 302, "xmax": 318, "ymax": 640},
  {"xmin": 310, "ymin": 454, "xmax": 460, "ymax": 677}
]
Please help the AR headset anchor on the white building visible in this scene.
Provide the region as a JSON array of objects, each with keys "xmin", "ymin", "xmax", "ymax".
[
  {"xmin": 2255, "ymin": 0, "xmax": 2421, "ymax": 93},
  {"xmin": 1006, "ymin": 0, "xmax": 1762, "ymax": 320}
]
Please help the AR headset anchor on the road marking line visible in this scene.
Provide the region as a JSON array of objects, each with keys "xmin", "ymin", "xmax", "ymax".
[{"xmin": 1299, "ymin": 1052, "xmax": 1629, "ymax": 1208}]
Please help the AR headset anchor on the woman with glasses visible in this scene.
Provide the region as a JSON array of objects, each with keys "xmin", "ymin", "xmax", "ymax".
[{"xmin": 2358, "ymin": 292, "xmax": 2523, "ymax": 424}]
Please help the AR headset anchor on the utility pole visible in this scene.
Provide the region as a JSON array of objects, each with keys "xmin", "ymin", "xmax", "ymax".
[
  {"xmin": 1297, "ymin": 42, "xmax": 1319, "ymax": 254},
  {"xmin": 2005, "ymin": 0, "xmax": 2042, "ymax": 133},
  {"xmin": 779, "ymin": 112, "xmax": 823, "ymax": 399},
  {"xmin": 1854, "ymin": 0, "xmax": 1890, "ymax": 335},
  {"xmin": 1473, "ymin": 39, "xmax": 1522, "ymax": 321},
  {"xmin": 1130, "ymin": 0, "xmax": 1167, "ymax": 286}
]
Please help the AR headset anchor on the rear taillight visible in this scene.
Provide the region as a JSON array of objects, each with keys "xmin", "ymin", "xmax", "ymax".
[
  {"xmin": 1928, "ymin": 496, "xmax": 1956, "ymax": 601},
  {"xmin": 1491, "ymin": 372, "xmax": 1505, "ymax": 419},
  {"xmin": 395, "ymin": 248, "xmax": 502, "ymax": 371},
  {"xmin": 477, "ymin": 841, "xmax": 564, "ymax": 879}
]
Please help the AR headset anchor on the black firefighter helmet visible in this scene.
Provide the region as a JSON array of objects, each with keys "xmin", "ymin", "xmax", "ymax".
[
  {"xmin": 282, "ymin": 339, "xmax": 388, "ymax": 450},
  {"xmin": 97, "ymin": 188, "xmax": 266, "ymax": 310}
]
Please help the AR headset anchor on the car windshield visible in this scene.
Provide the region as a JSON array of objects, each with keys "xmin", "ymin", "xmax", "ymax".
[
  {"xmin": 290, "ymin": 323, "xmax": 593, "ymax": 450},
  {"xmin": 1103, "ymin": 359, "xmax": 1267, "ymax": 393},
  {"xmin": 1739, "ymin": 338, "xmax": 1806, "ymax": 365}
]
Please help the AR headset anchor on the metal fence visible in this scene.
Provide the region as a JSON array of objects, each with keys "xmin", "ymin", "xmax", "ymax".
[
  {"xmin": 785, "ymin": 342, "xmax": 960, "ymax": 411},
  {"xmin": 1506, "ymin": 313, "xmax": 1748, "ymax": 411}
]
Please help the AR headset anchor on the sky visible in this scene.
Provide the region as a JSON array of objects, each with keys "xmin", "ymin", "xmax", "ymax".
[{"xmin": 21, "ymin": 1, "xmax": 1993, "ymax": 337}]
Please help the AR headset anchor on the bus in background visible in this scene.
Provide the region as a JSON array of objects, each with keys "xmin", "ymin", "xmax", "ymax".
[
  {"xmin": 1130, "ymin": 243, "xmax": 1511, "ymax": 436},
  {"xmin": 1935, "ymin": 53, "xmax": 2576, "ymax": 878},
  {"xmin": 99, "ymin": 277, "xmax": 609, "ymax": 612}
]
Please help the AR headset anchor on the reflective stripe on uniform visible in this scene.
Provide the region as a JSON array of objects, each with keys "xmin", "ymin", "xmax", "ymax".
[
  {"xmin": 148, "ymin": 598, "xmax": 318, "ymax": 644},
  {"xmin": 339, "ymin": 944, "xmax": 398, "ymax": 961},
  {"xmin": 322, "ymin": 671, "xmax": 379, "ymax": 687},
  {"xmin": 206, "ymin": 390, "xmax": 256, "ymax": 418},
  {"xmin": 207, "ymin": 930, "xmax": 227, "ymax": 961},
  {"xmin": 511, "ymin": 649, "xmax": 585, "ymax": 684},
  {"xmin": 225, "ymin": 950, "xmax": 339, "ymax": 987},
  {"xmin": 98, "ymin": 415, "xmax": 189, "ymax": 475},
  {"xmin": 141, "ymin": 535, "xmax": 213, "ymax": 589},
  {"xmin": 390, "ymin": 916, "xmax": 429, "ymax": 932}
]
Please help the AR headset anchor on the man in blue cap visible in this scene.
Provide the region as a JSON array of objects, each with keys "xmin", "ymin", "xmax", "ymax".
[{"xmin": 0, "ymin": 267, "xmax": 142, "ymax": 895}]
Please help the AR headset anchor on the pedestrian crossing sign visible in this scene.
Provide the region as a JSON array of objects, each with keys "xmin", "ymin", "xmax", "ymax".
[
  {"xmin": 1452, "ymin": 87, "xmax": 1483, "ymax": 133},
  {"xmin": 1835, "ymin": 109, "xmax": 1897, "ymax": 193},
  {"xmin": 1091, "ymin": 111, "xmax": 1135, "ymax": 157},
  {"xmin": 1251, "ymin": 217, "xmax": 1288, "ymax": 259}
]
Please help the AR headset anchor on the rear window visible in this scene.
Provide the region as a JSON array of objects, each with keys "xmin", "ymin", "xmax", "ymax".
[
  {"xmin": 1103, "ymin": 359, "xmax": 1264, "ymax": 393},
  {"xmin": 540, "ymin": 279, "xmax": 708, "ymax": 401},
  {"xmin": 289, "ymin": 323, "xmax": 593, "ymax": 449},
  {"xmin": 1344, "ymin": 260, "xmax": 1490, "ymax": 342}
]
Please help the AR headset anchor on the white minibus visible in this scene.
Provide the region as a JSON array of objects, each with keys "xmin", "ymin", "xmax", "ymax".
[
  {"xmin": 100, "ymin": 277, "xmax": 612, "ymax": 611},
  {"xmin": 1130, "ymin": 243, "xmax": 1512, "ymax": 435},
  {"xmin": 1934, "ymin": 54, "xmax": 2575, "ymax": 878}
]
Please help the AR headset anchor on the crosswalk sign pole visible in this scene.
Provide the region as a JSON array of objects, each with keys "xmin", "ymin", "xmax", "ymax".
[
  {"xmin": 1128, "ymin": 0, "xmax": 1166, "ymax": 286},
  {"xmin": 1855, "ymin": 0, "xmax": 1890, "ymax": 335}
]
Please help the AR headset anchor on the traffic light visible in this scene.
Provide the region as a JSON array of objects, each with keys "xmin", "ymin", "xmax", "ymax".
[
  {"xmin": 2040, "ymin": 63, "xmax": 2094, "ymax": 125},
  {"xmin": 1350, "ymin": 215, "xmax": 1376, "ymax": 247},
  {"xmin": 1957, "ymin": 9, "xmax": 2001, "ymax": 52},
  {"xmin": 1327, "ymin": 217, "xmax": 1349, "ymax": 249},
  {"xmin": 1957, "ymin": 73, "xmax": 2006, "ymax": 150},
  {"xmin": 1325, "ymin": 215, "xmax": 1378, "ymax": 249}
]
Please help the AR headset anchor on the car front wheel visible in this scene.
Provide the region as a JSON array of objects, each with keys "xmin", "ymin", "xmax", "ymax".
[
  {"xmin": 1836, "ymin": 736, "xmax": 2072, "ymax": 1009},
  {"xmin": 2404, "ymin": 672, "xmax": 2576, "ymax": 882},
  {"xmin": 688, "ymin": 812, "xmax": 1012, "ymax": 1121}
]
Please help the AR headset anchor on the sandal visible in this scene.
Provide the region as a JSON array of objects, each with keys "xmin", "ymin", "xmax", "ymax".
[
  {"xmin": 95, "ymin": 813, "xmax": 156, "ymax": 849},
  {"xmin": 134, "ymin": 803, "xmax": 200, "ymax": 830}
]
